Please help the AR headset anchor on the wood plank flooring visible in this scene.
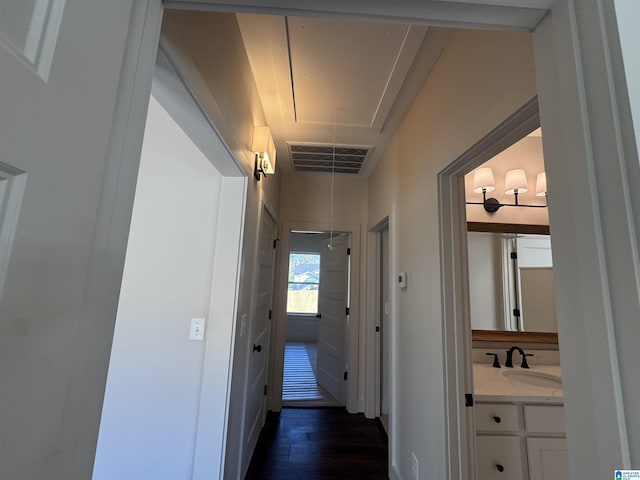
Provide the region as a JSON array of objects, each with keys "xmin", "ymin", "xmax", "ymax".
[{"xmin": 245, "ymin": 408, "xmax": 388, "ymax": 480}]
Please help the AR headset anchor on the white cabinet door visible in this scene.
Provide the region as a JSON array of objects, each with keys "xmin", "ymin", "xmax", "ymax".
[
  {"xmin": 476, "ymin": 435, "xmax": 526, "ymax": 480},
  {"xmin": 527, "ymin": 437, "xmax": 569, "ymax": 480}
]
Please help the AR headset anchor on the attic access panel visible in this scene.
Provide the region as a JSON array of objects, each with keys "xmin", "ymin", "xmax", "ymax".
[{"xmin": 288, "ymin": 143, "xmax": 372, "ymax": 174}]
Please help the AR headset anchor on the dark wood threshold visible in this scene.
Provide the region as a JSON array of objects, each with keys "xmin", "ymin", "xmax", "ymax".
[{"xmin": 467, "ymin": 222, "xmax": 550, "ymax": 235}]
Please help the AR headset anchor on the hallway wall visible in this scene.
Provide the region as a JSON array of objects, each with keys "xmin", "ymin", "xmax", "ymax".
[
  {"xmin": 368, "ymin": 28, "xmax": 537, "ymax": 479},
  {"xmin": 93, "ymin": 95, "xmax": 223, "ymax": 479},
  {"xmin": 161, "ymin": 11, "xmax": 281, "ymax": 480}
]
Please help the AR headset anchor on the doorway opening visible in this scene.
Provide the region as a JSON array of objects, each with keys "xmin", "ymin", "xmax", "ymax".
[
  {"xmin": 439, "ymin": 97, "xmax": 569, "ymax": 478},
  {"xmin": 368, "ymin": 218, "xmax": 391, "ymax": 433},
  {"xmin": 463, "ymin": 120, "xmax": 568, "ymax": 478},
  {"xmin": 282, "ymin": 230, "xmax": 349, "ymax": 407}
]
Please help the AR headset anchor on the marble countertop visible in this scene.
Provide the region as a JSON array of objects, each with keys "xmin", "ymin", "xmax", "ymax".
[{"xmin": 473, "ymin": 363, "xmax": 563, "ymax": 401}]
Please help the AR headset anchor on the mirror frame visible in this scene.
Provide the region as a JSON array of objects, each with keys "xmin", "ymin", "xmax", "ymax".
[{"xmin": 467, "ymin": 222, "xmax": 558, "ymax": 344}]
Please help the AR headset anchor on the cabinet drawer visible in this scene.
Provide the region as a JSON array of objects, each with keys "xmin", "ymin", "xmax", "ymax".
[
  {"xmin": 476, "ymin": 435, "xmax": 526, "ymax": 480},
  {"xmin": 476, "ymin": 403, "xmax": 520, "ymax": 432},
  {"xmin": 524, "ymin": 405, "xmax": 565, "ymax": 434}
]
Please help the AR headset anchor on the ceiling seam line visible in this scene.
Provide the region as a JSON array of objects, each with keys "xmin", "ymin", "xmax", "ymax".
[{"xmin": 284, "ymin": 16, "xmax": 298, "ymax": 123}]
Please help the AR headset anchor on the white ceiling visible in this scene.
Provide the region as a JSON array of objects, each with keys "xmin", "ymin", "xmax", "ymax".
[{"xmin": 236, "ymin": 14, "xmax": 451, "ymax": 176}]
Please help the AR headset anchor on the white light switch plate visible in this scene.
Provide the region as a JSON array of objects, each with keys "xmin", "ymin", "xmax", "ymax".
[{"xmin": 190, "ymin": 317, "xmax": 205, "ymax": 341}]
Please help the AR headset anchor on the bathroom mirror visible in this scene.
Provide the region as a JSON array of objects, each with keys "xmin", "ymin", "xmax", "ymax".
[{"xmin": 467, "ymin": 222, "xmax": 558, "ymax": 344}]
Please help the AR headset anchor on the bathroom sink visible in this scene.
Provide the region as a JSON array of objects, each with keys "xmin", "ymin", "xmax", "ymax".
[{"xmin": 502, "ymin": 370, "xmax": 562, "ymax": 388}]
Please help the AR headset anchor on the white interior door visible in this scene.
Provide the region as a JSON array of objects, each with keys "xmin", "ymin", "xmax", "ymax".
[
  {"xmin": 316, "ymin": 233, "xmax": 350, "ymax": 405},
  {"xmin": 243, "ymin": 206, "xmax": 276, "ymax": 465},
  {"xmin": 0, "ymin": 2, "xmax": 160, "ymax": 479}
]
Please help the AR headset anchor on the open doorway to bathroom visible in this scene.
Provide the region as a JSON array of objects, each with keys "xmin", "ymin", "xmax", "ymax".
[
  {"xmin": 281, "ymin": 230, "xmax": 348, "ymax": 407},
  {"xmin": 439, "ymin": 98, "xmax": 569, "ymax": 479}
]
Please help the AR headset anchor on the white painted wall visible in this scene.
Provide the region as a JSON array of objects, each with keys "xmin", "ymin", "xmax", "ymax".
[
  {"xmin": 93, "ymin": 95, "xmax": 223, "ymax": 479},
  {"xmin": 368, "ymin": 28, "xmax": 537, "ymax": 479},
  {"xmin": 280, "ymin": 173, "xmax": 368, "ymax": 226},
  {"xmin": 290, "ymin": 231, "xmax": 329, "ymax": 252},
  {"xmin": 160, "ymin": 11, "xmax": 281, "ymax": 480}
]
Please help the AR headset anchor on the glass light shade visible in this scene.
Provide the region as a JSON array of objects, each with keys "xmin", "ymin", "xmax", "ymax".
[
  {"xmin": 536, "ymin": 172, "xmax": 547, "ymax": 196},
  {"xmin": 252, "ymin": 126, "xmax": 276, "ymax": 174},
  {"xmin": 472, "ymin": 167, "xmax": 496, "ymax": 193},
  {"xmin": 505, "ymin": 169, "xmax": 529, "ymax": 194}
]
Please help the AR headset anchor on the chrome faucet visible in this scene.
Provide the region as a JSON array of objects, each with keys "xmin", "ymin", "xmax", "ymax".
[{"xmin": 505, "ymin": 346, "xmax": 533, "ymax": 369}]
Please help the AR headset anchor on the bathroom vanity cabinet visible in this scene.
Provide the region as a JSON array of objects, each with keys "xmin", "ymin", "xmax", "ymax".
[{"xmin": 475, "ymin": 399, "xmax": 569, "ymax": 480}]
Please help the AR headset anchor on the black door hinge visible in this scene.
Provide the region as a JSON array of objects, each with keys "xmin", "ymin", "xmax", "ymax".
[
  {"xmin": 465, "ymin": 393, "xmax": 474, "ymax": 407},
  {"xmin": 273, "ymin": 238, "xmax": 279, "ymax": 249},
  {"xmin": 510, "ymin": 251, "xmax": 518, "ymax": 259},
  {"xmin": 344, "ymin": 371, "xmax": 348, "ymax": 380},
  {"xmin": 513, "ymin": 308, "xmax": 521, "ymax": 317},
  {"xmin": 268, "ymin": 310, "xmax": 272, "ymax": 320},
  {"xmin": 375, "ymin": 326, "xmax": 380, "ymax": 332},
  {"xmin": 264, "ymin": 385, "xmax": 267, "ymax": 396},
  {"xmin": 347, "ymin": 247, "xmax": 351, "ymax": 256},
  {"xmin": 345, "ymin": 307, "xmax": 350, "ymax": 316}
]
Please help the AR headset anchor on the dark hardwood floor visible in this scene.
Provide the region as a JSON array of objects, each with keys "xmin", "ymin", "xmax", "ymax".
[{"xmin": 245, "ymin": 407, "xmax": 389, "ymax": 480}]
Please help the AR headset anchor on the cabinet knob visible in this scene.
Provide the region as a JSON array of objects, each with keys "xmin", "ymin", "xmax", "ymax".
[
  {"xmin": 493, "ymin": 416, "xmax": 501, "ymax": 424},
  {"xmin": 496, "ymin": 464, "xmax": 504, "ymax": 472}
]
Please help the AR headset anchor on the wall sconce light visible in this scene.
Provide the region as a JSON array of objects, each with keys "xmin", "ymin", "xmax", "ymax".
[
  {"xmin": 252, "ymin": 125, "xmax": 276, "ymax": 181},
  {"xmin": 468, "ymin": 167, "xmax": 547, "ymax": 213}
]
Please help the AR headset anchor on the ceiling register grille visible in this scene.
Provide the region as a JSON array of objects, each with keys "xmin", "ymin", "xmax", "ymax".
[{"xmin": 288, "ymin": 144, "xmax": 372, "ymax": 174}]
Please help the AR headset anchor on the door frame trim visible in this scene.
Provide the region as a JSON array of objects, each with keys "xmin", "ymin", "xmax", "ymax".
[
  {"xmin": 365, "ymin": 217, "xmax": 390, "ymax": 419},
  {"xmin": 438, "ymin": 97, "xmax": 540, "ymax": 479},
  {"xmin": 109, "ymin": 1, "xmax": 639, "ymax": 478}
]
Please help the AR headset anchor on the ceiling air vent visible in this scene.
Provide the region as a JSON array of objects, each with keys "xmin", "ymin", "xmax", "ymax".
[{"xmin": 288, "ymin": 143, "xmax": 372, "ymax": 174}]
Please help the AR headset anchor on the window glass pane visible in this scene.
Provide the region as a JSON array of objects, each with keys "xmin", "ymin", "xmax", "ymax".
[
  {"xmin": 287, "ymin": 253, "xmax": 320, "ymax": 313},
  {"xmin": 288, "ymin": 253, "xmax": 320, "ymax": 283}
]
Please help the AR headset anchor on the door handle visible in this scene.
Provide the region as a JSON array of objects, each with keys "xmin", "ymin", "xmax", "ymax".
[{"xmin": 252, "ymin": 344, "xmax": 262, "ymax": 353}]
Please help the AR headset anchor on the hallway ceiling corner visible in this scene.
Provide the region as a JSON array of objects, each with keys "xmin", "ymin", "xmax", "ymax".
[{"xmin": 236, "ymin": 13, "xmax": 451, "ymax": 176}]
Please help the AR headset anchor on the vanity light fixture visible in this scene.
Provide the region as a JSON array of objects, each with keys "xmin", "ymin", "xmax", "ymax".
[
  {"xmin": 536, "ymin": 172, "xmax": 547, "ymax": 197},
  {"xmin": 252, "ymin": 125, "xmax": 276, "ymax": 181},
  {"xmin": 467, "ymin": 167, "xmax": 547, "ymax": 213}
]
